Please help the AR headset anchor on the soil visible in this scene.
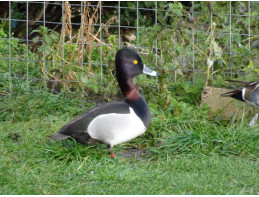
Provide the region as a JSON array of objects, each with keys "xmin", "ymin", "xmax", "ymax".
[{"xmin": 117, "ymin": 147, "xmax": 146, "ymax": 158}]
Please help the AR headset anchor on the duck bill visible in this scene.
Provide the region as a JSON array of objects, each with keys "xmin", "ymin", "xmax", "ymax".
[{"xmin": 143, "ymin": 64, "xmax": 160, "ymax": 77}]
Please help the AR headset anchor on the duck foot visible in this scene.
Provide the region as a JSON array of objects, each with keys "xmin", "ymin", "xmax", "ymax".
[
  {"xmin": 248, "ymin": 113, "xmax": 258, "ymax": 127},
  {"xmin": 110, "ymin": 153, "xmax": 115, "ymax": 158},
  {"xmin": 107, "ymin": 145, "xmax": 115, "ymax": 158}
]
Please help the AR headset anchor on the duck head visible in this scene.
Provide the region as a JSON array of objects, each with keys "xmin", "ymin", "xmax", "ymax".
[
  {"xmin": 115, "ymin": 48, "xmax": 159, "ymax": 78},
  {"xmin": 221, "ymin": 81, "xmax": 259, "ymax": 108},
  {"xmin": 115, "ymin": 48, "xmax": 159, "ymax": 99},
  {"xmin": 221, "ymin": 89, "xmax": 244, "ymax": 102}
]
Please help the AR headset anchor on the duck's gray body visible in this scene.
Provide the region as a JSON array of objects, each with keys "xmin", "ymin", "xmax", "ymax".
[{"xmin": 243, "ymin": 82, "xmax": 259, "ymax": 108}]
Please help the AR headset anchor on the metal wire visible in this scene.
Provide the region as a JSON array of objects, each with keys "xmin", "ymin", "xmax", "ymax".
[
  {"xmin": 248, "ymin": 1, "xmax": 251, "ymax": 51},
  {"xmin": 118, "ymin": 1, "xmax": 121, "ymax": 47},
  {"xmin": 137, "ymin": 1, "xmax": 139, "ymax": 52},
  {"xmin": 0, "ymin": 1, "xmax": 258, "ymax": 93},
  {"xmin": 229, "ymin": 1, "xmax": 232, "ymax": 78},
  {"xmin": 155, "ymin": 1, "xmax": 158, "ymax": 67},
  {"xmin": 191, "ymin": 1, "xmax": 195, "ymax": 71},
  {"xmin": 62, "ymin": 1, "xmax": 65, "ymax": 91},
  {"xmin": 99, "ymin": 1, "xmax": 103, "ymax": 86},
  {"xmin": 80, "ymin": 1, "xmax": 85, "ymax": 98},
  {"xmin": 26, "ymin": 1, "xmax": 29, "ymax": 90},
  {"xmin": 8, "ymin": 1, "xmax": 12, "ymax": 92},
  {"xmin": 43, "ymin": 1, "xmax": 47, "ymax": 83},
  {"xmin": 210, "ymin": 3, "xmax": 214, "ymax": 78}
]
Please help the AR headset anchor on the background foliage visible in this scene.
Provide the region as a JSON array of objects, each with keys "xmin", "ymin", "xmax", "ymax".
[{"xmin": 0, "ymin": 1, "xmax": 258, "ymax": 100}]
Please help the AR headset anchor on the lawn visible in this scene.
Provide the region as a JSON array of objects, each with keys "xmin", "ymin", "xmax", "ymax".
[{"xmin": 0, "ymin": 91, "xmax": 258, "ymax": 195}]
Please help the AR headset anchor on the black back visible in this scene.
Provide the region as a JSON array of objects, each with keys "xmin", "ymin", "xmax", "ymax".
[
  {"xmin": 230, "ymin": 90, "xmax": 244, "ymax": 102},
  {"xmin": 56, "ymin": 96, "xmax": 151, "ymax": 142},
  {"xmin": 126, "ymin": 96, "xmax": 151, "ymax": 128},
  {"xmin": 58, "ymin": 101, "xmax": 130, "ymax": 137}
]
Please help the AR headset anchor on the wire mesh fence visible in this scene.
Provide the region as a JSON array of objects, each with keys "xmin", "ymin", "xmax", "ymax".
[{"xmin": 0, "ymin": 1, "xmax": 258, "ymax": 96}]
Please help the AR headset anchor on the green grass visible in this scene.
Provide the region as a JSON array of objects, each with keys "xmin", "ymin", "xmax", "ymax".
[{"xmin": 0, "ymin": 91, "xmax": 258, "ymax": 194}]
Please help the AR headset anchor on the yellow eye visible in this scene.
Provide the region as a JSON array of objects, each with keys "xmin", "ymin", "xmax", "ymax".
[{"xmin": 133, "ymin": 60, "xmax": 138, "ymax": 65}]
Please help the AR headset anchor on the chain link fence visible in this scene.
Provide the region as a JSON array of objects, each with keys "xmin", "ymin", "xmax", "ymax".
[{"xmin": 0, "ymin": 1, "xmax": 258, "ymax": 96}]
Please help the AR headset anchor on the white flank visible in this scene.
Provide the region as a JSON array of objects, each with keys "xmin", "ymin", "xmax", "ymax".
[
  {"xmin": 87, "ymin": 107, "xmax": 146, "ymax": 147},
  {"xmin": 242, "ymin": 88, "xmax": 246, "ymax": 101},
  {"xmin": 244, "ymin": 85, "xmax": 259, "ymax": 108}
]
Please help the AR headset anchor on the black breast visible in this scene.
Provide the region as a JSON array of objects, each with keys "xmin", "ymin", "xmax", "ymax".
[{"xmin": 126, "ymin": 96, "xmax": 151, "ymax": 128}]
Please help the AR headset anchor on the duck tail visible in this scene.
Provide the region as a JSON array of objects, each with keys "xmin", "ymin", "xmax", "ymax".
[{"xmin": 50, "ymin": 132, "xmax": 70, "ymax": 140}]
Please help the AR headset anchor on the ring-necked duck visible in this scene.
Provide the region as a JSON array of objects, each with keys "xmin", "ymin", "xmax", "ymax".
[
  {"xmin": 50, "ymin": 48, "xmax": 159, "ymax": 157},
  {"xmin": 221, "ymin": 80, "xmax": 259, "ymax": 126}
]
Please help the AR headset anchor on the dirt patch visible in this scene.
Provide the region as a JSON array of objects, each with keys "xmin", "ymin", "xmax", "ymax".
[{"xmin": 118, "ymin": 147, "xmax": 146, "ymax": 158}]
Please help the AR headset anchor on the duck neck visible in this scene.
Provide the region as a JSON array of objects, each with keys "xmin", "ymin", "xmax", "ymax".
[
  {"xmin": 232, "ymin": 90, "xmax": 245, "ymax": 102},
  {"xmin": 117, "ymin": 76, "xmax": 140, "ymax": 100}
]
